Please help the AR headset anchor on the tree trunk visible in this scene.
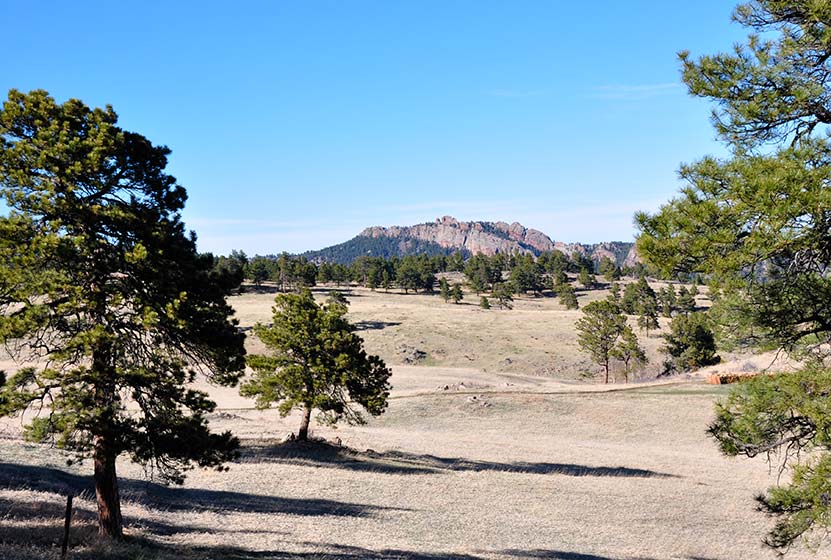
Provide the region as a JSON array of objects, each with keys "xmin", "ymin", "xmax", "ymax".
[
  {"xmin": 298, "ymin": 405, "xmax": 312, "ymax": 441},
  {"xmin": 93, "ymin": 434, "xmax": 123, "ymax": 539},
  {"xmin": 604, "ymin": 362, "xmax": 609, "ymax": 384}
]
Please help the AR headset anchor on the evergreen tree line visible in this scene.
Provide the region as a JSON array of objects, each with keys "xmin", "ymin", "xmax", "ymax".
[{"xmin": 214, "ymin": 248, "xmax": 662, "ymax": 299}]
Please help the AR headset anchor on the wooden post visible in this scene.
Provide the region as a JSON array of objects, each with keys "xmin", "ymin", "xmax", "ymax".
[{"xmin": 61, "ymin": 494, "xmax": 73, "ymax": 559}]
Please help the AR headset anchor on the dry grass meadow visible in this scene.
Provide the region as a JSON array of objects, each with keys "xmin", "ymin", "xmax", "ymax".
[{"xmin": 0, "ymin": 281, "xmax": 818, "ymax": 559}]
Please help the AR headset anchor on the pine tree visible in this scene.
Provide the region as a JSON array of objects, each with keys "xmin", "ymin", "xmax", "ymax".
[
  {"xmin": 451, "ymin": 283, "xmax": 464, "ymax": 304},
  {"xmin": 662, "ymin": 312, "xmax": 720, "ymax": 372},
  {"xmin": 492, "ymin": 283, "xmax": 514, "ymax": 310},
  {"xmin": 578, "ymin": 268, "xmax": 595, "ymax": 289},
  {"xmin": 0, "ymin": 90, "xmax": 246, "ymax": 538},
  {"xmin": 242, "ymin": 289, "xmax": 390, "ymax": 441},
  {"xmin": 637, "ymin": 300, "xmax": 660, "ymax": 337},
  {"xmin": 676, "ymin": 285, "xmax": 695, "ymax": 314},
  {"xmin": 611, "ymin": 326, "xmax": 648, "ymax": 382},
  {"xmin": 557, "ymin": 282, "xmax": 579, "ymax": 310},
  {"xmin": 439, "ymin": 277, "xmax": 451, "ymax": 302},
  {"xmin": 658, "ymin": 287, "xmax": 673, "ymax": 318},
  {"xmin": 599, "ymin": 256, "xmax": 621, "ymax": 282},
  {"xmin": 629, "ymin": 5, "xmax": 831, "ymax": 539},
  {"xmin": 551, "ymin": 268, "xmax": 568, "ymax": 288},
  {"xmin": 575, "ymin": 300, "xmax": 627, "ymax": 383},
  {"xmin": 609, "ymin": 282, "xmax": 621, "ymax": 303},
  {"xmin": 248, "ymin": 257, "xmax": 271, "ymax": 286}
]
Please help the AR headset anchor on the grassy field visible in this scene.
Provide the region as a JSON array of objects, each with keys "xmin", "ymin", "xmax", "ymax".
[
  {"xmin": 0, "ymin": 283, "xmax": 816, "ymax": 559},
  {"xmin": 234, "ymin": 281, "xmax": 690, "ymax": 381}
]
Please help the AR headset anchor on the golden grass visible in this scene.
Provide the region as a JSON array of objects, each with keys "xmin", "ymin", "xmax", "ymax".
[
  {"xmin": 232, "ymin": 283, "xmax": 675, "ymax": 381},
  {"xmin": 0, "ymin": 281, "xmax": 816, "ymax": 559}
]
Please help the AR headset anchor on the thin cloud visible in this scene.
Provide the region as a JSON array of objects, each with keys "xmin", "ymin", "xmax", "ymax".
[{"xmin": 591, "ymin": 82, "xmax": 682, "ymax": 100}]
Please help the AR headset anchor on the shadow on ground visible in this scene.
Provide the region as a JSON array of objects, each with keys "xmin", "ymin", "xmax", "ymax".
[
  {"xmin": 0, "ymin": 531, "xmax": 677, "ymax": 560},
  {"xmin": 502, "ymin": 550, "xmax": 665, "ymax": 560},
  {"xmin": 240, "ymin": 441, "xmax": 676, "ymax": 478},
  {"xmin": 0, "ymin": 462, "xmax": 403, "ymax": 518},
  {"xmin": 241, "ymin": 284, "xmax": 283, "ymax": 295},
  {"xmin": 353, "ymin": 320, "xmax": 402, "ymax": 331},
  {"xmin": 0, "ymin": 487, "xmax": 715, "ymax": 560}
]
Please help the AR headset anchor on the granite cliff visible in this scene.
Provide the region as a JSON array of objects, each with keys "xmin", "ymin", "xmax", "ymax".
[{"xmin": 304, "ymin": 216, "xmax": 638, "ymax": 265}]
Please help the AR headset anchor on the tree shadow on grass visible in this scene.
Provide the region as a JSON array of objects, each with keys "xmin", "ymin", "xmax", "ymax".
[
  {"xmin": 128, "ymin": 540, "xmax": 489, "ymax": 559},
  {"xmin": 0, "ymin": 462, "xmax": 403, "ymax": 518},
  {"xmin": 503, "ymin": 551, "xmax": 720, "ymax": 560},
  {"xmin": 0, "ymin": 512, "xmax": 488, "ymax": 560},
  {"xmin": 241, "ymin": 283, "xmax": 283, "ymax": 294},
  {"xmin": 353, "ymin": 320, "xmax": 402, "ymax": 331},
  {"xmin": 0, "ymin": 494, "xmax": 693, "ymax": 560},
  {"xmin": 0, "ymin": 491, "xmax": 291, "ymax": 546},
  {"xmin": 314, "ymin": 286, "xmax": 365, "ymax": 298},
  {"xmin": 2, "ymin": 533, "xmax": 713, "ymax": 560},
  {"xmin": 502, "ymin": 550, "xmax": 660, "ymax": 560},
  {"xmin": 241, "ymin": 441, "xmax": 676, "ymax": 479}
]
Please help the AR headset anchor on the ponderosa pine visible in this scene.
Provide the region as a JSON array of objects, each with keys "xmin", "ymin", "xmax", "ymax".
[
  {"xmin": 636, "ymin": 1, "xmax": 831, "ymax": 549},
  {"xmin": 0, "ymin": 90, "xmax": 246, "ymax": 538}
]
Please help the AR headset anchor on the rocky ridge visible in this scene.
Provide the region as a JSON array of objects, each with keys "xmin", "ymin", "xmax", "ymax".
[{"xmin": 358, "ymin": 216, "xmax": 638, "ymax": 264}]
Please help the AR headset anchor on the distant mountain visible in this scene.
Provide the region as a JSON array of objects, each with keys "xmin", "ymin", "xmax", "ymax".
[{"xmin": 303, "ymin": 216, "xmax": 638, "ymax": 266}]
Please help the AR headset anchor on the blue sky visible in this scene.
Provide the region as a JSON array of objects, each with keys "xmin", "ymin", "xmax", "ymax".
[{"xmin": 2, "ymin": 1, "xmax": 745, "ymax": 255}]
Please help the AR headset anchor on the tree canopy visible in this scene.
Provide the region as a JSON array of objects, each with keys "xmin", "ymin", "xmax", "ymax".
[
  {"xmin": 575, "ymin": 300, "xmax": 627, "ymax": 384},
  {"xmin": 0, "ymin": 89, "xmax": 246, "ymax": 538},
  {"xmin": 611, "ymin": 326, "xmax": 648, "ymax": 382},
  {"xmin": 662, "ymin": 312, "xmax": 720, "ymax": 373},
  {"xmin": 636, "ymin": 1, "xmax": 831, "ymax": 550},
  {"xmin": 241, "ymin": 289, "xmax": 391, "ymax": 441}
]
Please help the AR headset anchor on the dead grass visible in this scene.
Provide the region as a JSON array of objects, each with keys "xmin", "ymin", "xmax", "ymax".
[
  {"xmin": 0, "ymin": 281, "xmax": 817, "ymax": 559},
  {"xmin": 231, "ymin": 283, "xmax": 679, "ymax": 381},
  {"xmin": 0, "ymin": 378, "xmax": 819, "ymax": 559}
]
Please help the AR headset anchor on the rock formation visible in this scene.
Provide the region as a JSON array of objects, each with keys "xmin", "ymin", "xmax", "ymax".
[
  {"xmin": 359, "ymin": 216, "xmax": 634, "ymax": 261},
  {"xmin": 306, "ymin": 216, "xmax": 640, "ymax": 265}
]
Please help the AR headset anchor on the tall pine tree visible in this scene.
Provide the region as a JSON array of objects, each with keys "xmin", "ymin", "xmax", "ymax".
[
  {"xmin": 636, "ymin": 1, "xmax": 831, "ymax": 549},
  {"xmin": 0, "ymin": 90, "xmax": 246, "ymax": 538}
]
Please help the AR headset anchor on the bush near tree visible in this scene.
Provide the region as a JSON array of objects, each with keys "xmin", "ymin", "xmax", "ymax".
[
  {"xmin": 451, "ymin": 283, "xmax": 464, "ymax": 304},
  {"xmin": 439, "ymin": 277, "xmax": 451, "ymax": 302},
  {"xmin": 492, "ymin": 283, "xmax": 514, "ymax": 310},
  {"xmin": 662, "ymin": 312, "xmax": 720, "ymax": 372},
  {"xmin": 557, "ymin": 282, "xmax": 579, "ymax": 310}
]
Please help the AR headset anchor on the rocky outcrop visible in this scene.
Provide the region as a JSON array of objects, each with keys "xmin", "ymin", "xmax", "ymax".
[
  {"xmin": 622, "ymin": 245, "xmax": 642, "ymax": 268},
  {"xmin": 588, "ymin": 242, "xmax": 620, "ymax": 264},
  {"xmin": 355, "ymin": 216, "xmax": 635, "ymax": 263},
  {"xmin": 361, "ymin": 216, "xmax": 552, "ymax": 256}
]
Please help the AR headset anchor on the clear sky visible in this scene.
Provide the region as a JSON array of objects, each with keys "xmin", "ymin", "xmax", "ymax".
[{"xmin": 1, "ymin": 1, "xmax": 745, "ymax": 255}]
